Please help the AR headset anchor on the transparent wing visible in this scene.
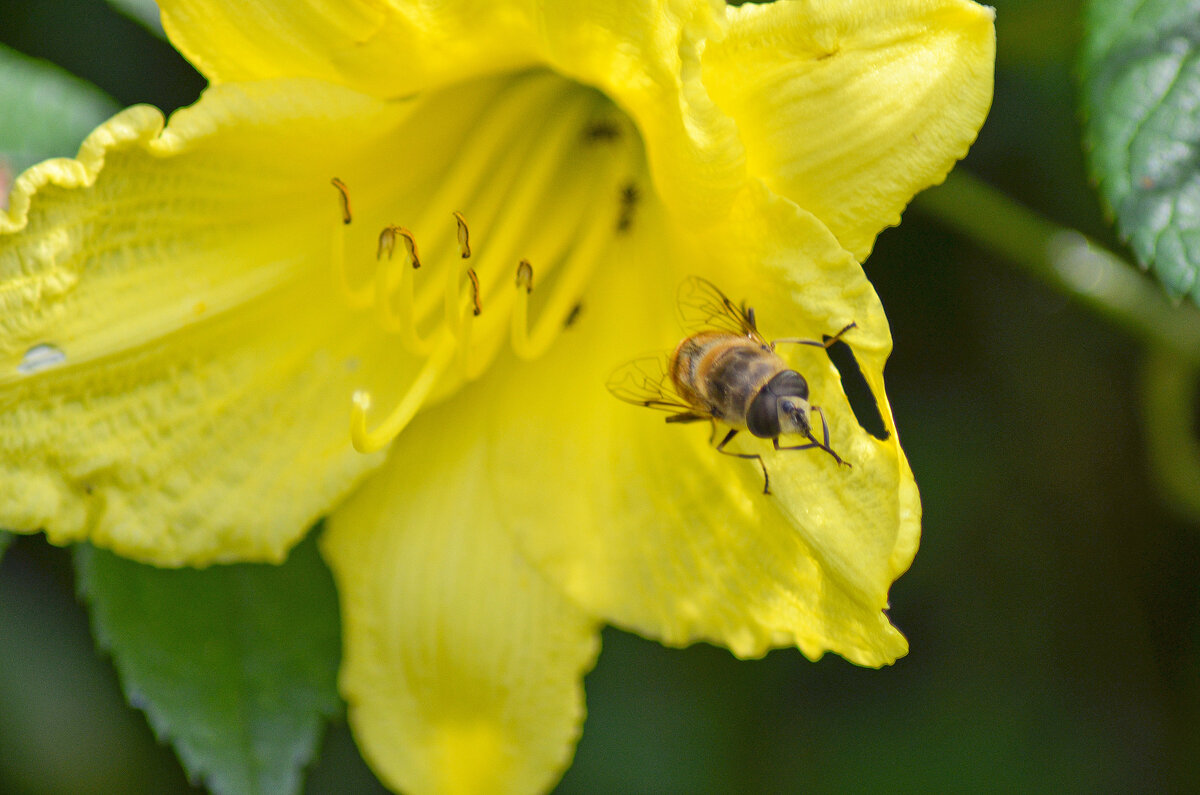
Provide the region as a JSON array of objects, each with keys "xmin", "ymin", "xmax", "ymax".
[
  {"xmin": 677, "ymin": 276, "xmax": 765, "ymax": 343},
  {"xmin": 606, "ymin": 354, "xmax": 701, "ymax": 415}
]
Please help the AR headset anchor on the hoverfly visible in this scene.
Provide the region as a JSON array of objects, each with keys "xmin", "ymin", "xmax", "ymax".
[{"xmin": 607, "ymin": 277, "xmax": 854, "ymax": 494}]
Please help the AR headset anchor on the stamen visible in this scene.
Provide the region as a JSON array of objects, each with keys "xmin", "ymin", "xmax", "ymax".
[
  {"xmin": 445, "ymin": 87, "xmax": 609, "ymax": 380},
  {"xmin": 617, "ymin": 182, "xmax": 640, "ymax": 233},
  {"xmin": 331, "ymin": 178, "xmax": 352, "ymax": 224},
  {"xmin": 583, "ymin": 120, "xmax": 621, "ymax": 143},
  {"xmin": 456, "ymin": 269, "xmax": 493, "ymax": 381},
  {"xmin": 399, "ymin": 76, "xmax": 566, "ymax": 323},
  {"xmin": 377, "ymin": 225, "xmax": 422, "ymax": 266},
  {"xmin": 510, "ymin": 180, "xmax": 617, "ymax": 360},
  {"xmin": 408, "ymin": 87, "xmax": 603, "ymax": 331},
  {"xmin": 467, "ymin": 267, "xmax": 482, "ymax": 316},
  {"xmin": 339, "ymin": 76, "xmax": 640, "ymax": 451},
  {"xmin": 453, "ymin": 211, "xmax": 471, "ymax": 259},
  {"xmin": 350, "ymin": 338, "xmax": 455, "ymax": 453},
  {"xmin": 331, "ymin": 178, "xmax": 374, "ymax": 308},
  {"xmin": 374, "ymin": 226, "xmax": 438, "ymax": 356},
  {"xmin": 400, "ymin": 228, "xmax": 422, "ymax": 269},
  {"xmin": 377, "ymin": 225, "xmax": 399, "ymax": 260},
  {"xmin": 336, "ymin": 76, "xmax": 570, "ymax": 337},
  {"xmin": 511, "ymin": 260, "xmax": 565, "ymax": 360},
  {"xmin": 515, "ymin": 258, "xmax": 534, "ymax": 292}
]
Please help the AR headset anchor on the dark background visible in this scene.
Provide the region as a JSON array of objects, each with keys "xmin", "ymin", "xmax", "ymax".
[{"xmin": 1, "ymin": 0, "xmax": 1197, "ymax": 791}]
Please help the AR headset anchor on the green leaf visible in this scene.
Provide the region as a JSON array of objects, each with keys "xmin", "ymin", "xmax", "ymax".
[
  {"xmin": 0, "ymin": 531, "xmax": 11, "ymax": 563},
  {"xmin": 106, "ymin": 0, "xmax": 167, "ymax": 38},
  {"xmin": 75, "ymin": 531, "xmax": 342, "ymax": 795},
  {"xmin": 1081, "ymin": 0, "xmax": 1200, "ymax": 302},
  {"xmin": 0, "ymin": 43, "xmax": 120, "ymax": 180}
]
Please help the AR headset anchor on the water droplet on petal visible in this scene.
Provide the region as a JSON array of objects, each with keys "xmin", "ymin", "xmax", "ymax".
[{"xmin": 18, "ymin": 343, "xmax": 66, "ymax": 375}]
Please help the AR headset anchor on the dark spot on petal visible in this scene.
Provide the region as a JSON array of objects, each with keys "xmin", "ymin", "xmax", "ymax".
[{"xmin": 824, "ymin": 337, "xmax": 889, "ymax": 440}]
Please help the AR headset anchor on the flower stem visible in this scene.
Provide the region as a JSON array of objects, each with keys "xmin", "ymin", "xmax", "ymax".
[
  {"xmin": 1141, "ymin": 350, "xmax": 1200, "ymax": 524},
  {"xmin": 916, "ymin": 170, "xmax": 1200, "ymax": 519},
  {"xmin": 912, "ymin": 170, "xmax": 1200, "ymax": 366}
]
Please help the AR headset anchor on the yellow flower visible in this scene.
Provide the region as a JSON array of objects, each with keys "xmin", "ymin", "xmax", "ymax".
[{"xmin": 0, "ymin": 0, "xmax": 994, "ymax": 792}]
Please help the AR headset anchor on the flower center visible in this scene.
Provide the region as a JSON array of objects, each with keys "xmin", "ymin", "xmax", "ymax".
[{"xmin": 327, "ymin": 71, "xmax": 640, "ymax": 453}]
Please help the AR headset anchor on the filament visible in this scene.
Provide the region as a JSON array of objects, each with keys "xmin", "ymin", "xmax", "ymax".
[
  {"xmin": 456, "ymin": 268, "xmax": 493, "ymax": 381},
  {"xmin": 337, "ymin": 74, "xmax": 639, "ymax": 453},
  {"xmin": 375, "ymin": 227, "xmax": 438, "ymax": 356},
  {"xmin": 350, "ymin": 338, "xmax": 455, "ymax": 453},
  {"xmin": 510, "ymin": 169, "xmax": 622, "ymax": 359},
  {"xmin": 330, "ymin": 179, "xmax": 374, "ymax": 308}
]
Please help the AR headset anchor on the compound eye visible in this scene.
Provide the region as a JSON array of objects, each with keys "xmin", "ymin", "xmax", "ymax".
[{"xmin": 746, "ymin": 392, "xmax": 781, "ymax": 438}]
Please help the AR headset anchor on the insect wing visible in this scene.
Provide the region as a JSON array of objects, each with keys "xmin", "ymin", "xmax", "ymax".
[
  {"xmin": 677, "ymin": 276, "xmax": 764, "ymax": 343},
  {"xmin": 606, "ymin": 355, "xmax": 697, "ymax": 415}
]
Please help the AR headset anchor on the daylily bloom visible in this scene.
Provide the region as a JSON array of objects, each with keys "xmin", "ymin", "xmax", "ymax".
[{"xmin": 0, "ymin": 0, "xmax": 994, "ymax": 792}]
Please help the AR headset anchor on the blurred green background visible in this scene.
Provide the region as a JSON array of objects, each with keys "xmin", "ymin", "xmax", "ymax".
[{"xmin": 1, "ymin": 0, "xmax": 1198, "ymax": 792}]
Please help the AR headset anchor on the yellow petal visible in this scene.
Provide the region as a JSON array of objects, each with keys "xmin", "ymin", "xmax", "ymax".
[
  {"xmin": 486, "ymin": 183, "xmax": 916, "ymax": 666},
  {"xmin": 1, "ymin": 79, "xmax": 422, "ymax": 564},
  {"xmin": 321, "ymin": 404, "xmax": 600, "ymax": 795},
  {"xmin": 159, "ymin": 0, "xmax": 745, "ymax": 230},
  {"xmin": 158, "ymin": 0, "xmax": 541, "ymax": 94},
  {"xmin": 2, "ymin": 64, "xmax": 641, "ymax": 565},
  {"xmin": 531, "ymin": 0, "xmax": 745, "ymax": 230},
  {"xmin": 157, "ymin": 0, "xmax": 994, "ymax": 259},
  {"xmin": 703, "ymin": 0, "xmax": 996, "ymax": 260}
]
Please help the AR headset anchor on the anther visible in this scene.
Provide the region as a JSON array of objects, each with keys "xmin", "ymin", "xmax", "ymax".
[
  {"xmin": 583, "ymin": 120, "xmax": 620, "ymax": 143},
  {"xmin": 453, "ymin": 211, "xmax": 471, "ymax": 258},
  {"xmin": 367, "ymin": 224, "xmax": 437, "ymax": 355},
  {"xmin": 617, "ymin": 182, "xmax": 639, "ymax": 233},
  {"xmin": 400, "ymin": 228, "xmax": 421, "ymax": 268},
  {"xmin": 350, "ymin": 340, "xmax": 454, "ymax": 453},
  {"xmin": 377, "ymin": 225, "xmax": 421, "ymax": 267},
  {"xmin": 467, "ymin": 268, "xmax": 482, "ymax": 316},
  {"xmin": 331, "ymin": 178, "xmax": 352, "ymax": 224},
  {"xmin": 564, "ymin": 302, "xmax": 583, "ymax": 329},
  {"xmin": 515, "ymin": 259, "xmax": 534, "ymax": 293},
  {"xmin": 377, "ymin": 225, "xmax": 399, "ymax": 260}
]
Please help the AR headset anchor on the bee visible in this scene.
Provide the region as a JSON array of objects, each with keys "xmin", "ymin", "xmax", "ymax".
[{"xmin": 607, "ymin": 277, "xmax": 855, "ymax": 494}]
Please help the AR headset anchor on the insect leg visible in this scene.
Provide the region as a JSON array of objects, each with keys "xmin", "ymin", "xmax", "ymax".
[
  {"xmin": 715, "ymin": 428, "xmax": 772, "ymax": 494},
  {"xmin": 774, "ymin": 408, "xmax": 850, "ymax": 467},
  {"xmin": 815, "ymin": 403, "xmax": 831, "ymax": 447},
  {"xmin": 771, "ymin": 322, "xmax": 858, "ymax": 350},
  {"xmin": 664, "ymin": 410, "xmax": 709, "ymax": 424}
]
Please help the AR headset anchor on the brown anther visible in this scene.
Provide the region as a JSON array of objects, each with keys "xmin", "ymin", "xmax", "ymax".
[
  {"xmin": 453, "ymin": 211, "xmax": 471, "ymax": 259},
  {"xmin": 583, "ymin": 121, "xmax": 620, "ymax": 143},
  {"xmin": 377, "ymin": 225, "xmax": 399, "ymax": 260},
  {"xmin": 399, "ymin": 228, "xmax": 421, "ymax": 268},
  {"xmin": 515, "ymin": 259, "xmax": 534, "ymax": 293},
  {"xmin": 564, "ymin": 301, "xmax": 584, "ymax": 328},
  {"xmin": 617, "ymin": 181, "xmax": 639, "ymax": 233},
  {"xmin": 377, "ymin": 225, "xmax": 421, "ymax": 268},
  {"xmin": 331, "ymin": 178, "xmax": 352, "ymax": 224},
  {"xmin": 467, "ymin": 268, "xmax": 482, "ymax": 316}
]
